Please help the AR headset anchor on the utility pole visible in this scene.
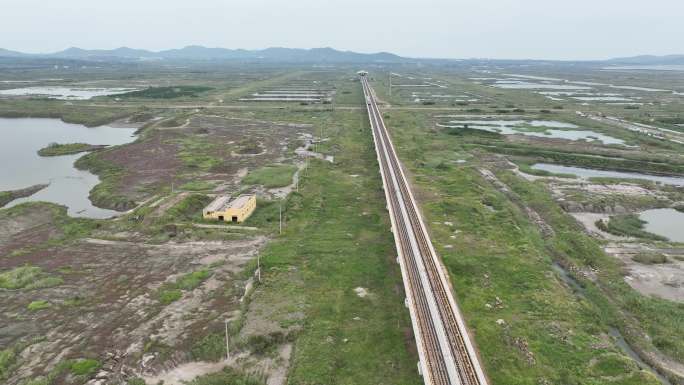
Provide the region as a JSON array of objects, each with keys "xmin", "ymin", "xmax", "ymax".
[
  {"xmin": 389, "ymin": 72, "xmax": 392, "ymax": 97},
  {"xmin": 224, "ymin": 319, "xmax": 230, "ymax": 360},
  {"xmin": 279, "ymin": 202, "xmax": 282, "ymax": 235},
  {"xmin": 257, "ymin": 253, "xmax": 261, "ymax": 283}
]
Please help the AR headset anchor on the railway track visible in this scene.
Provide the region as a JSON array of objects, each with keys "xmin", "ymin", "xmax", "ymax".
[{"xmin": 360, "ymin": 74, "xmax": 488, "ymax": 385}]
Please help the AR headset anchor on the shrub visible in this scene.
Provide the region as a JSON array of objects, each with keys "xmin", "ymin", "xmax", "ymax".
[
  {"xmin": 156, "ymin": 269, "xmax": 211, "ymax": 304},
  {"xmin": 69, "ymin": 359, "xmax": 100, "ymax": 376},
  {"xmin": 27, "ymin": 300, "xmax": 51, "ymax": 311},
  {"xmin": 191, "ymin": 332, "xmax": 226, "ymax": 361},
  {"xmin": 0, "ymin": 348, "xmax": 17, "ymax": 380},
  {"xmin": 246, "ymin": 332, "xmax": 287, "ymax": 355},
  {"xmin": 632, "ymin": 253, "xmax": 669, "ymax": 264},
  {"xmin": 596, "ymin": 215, "xmax": 667, "ymax": 241},
  {"xmin": 158, "ymin": 289, "xmax": 182, "ymax": 304},
  {"xmin": 0, "ymin": 265, "xmax": 63, "ymax": 290},
  {"xmin": 176, "ymin": 270, "xmax": 211, "ymax": 291},
  {"xmin": 187, "ymin": 367, "xmax": 264, "ymax": 385},
  {"xmin": 127, "ymin": 378, "xmax": 146, "ymax": 385}
]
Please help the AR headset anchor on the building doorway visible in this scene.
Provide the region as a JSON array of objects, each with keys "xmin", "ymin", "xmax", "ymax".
[
  {"xmin": 231, "ymin": 216, "xmax": 238, "ymax": 223},
  {"xmin": 218, "ymin": 215, "xmax": 224, "ymax": 221}
]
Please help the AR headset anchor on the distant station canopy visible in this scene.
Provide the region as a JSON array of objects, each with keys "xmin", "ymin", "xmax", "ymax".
[
  {"xmin": 357, "ymin": 70, "xmax": 368, "ymax": 76},
  {"xmin": 203, "ymin": 194, "xmax": 256, "ymax": 223}
]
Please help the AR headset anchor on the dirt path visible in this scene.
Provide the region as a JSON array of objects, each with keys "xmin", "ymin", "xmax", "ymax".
[{"xmin": 141, "ymin": 358, "xmax": 237, "ymax": 385}]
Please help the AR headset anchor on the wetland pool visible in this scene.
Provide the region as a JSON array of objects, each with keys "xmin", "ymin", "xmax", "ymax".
[
  {"xmin": 0, "ymin": 87, "xmax": 136, "ymax": 100},
  {"xmin": 530, "ymin": 163, "xmax": 684, "ymax": 187},
  {"xmin": 438, "ymin": 119, "xmax": 628, "ymax": 146},
  {"xmin": 639, "ymin": 208, "xmax": 684, "ymax": 243},
  {"xmin": 0, "ymin": 118, "xmax": 137, "ymax": 218}
]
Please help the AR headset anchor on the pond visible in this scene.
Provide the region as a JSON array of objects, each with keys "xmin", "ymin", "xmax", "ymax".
[
  {"xmin": 639, "ymin": 208, "xmax": 684, "ymax": 243},
  {"xmin": 492, "ymin": 81, "xmax": 590, "ymax": 90},
  {"xmin": 438, "ymin": 119, "xmax": 628, "ymax": 146},
  {"xmin": 530, "ymin": 164, "xmax": 684, "ymax": 187},
  {"xmin": 0, "ymin": 87, "xmax": 136, "ymax": 100},
  {"xmin": 0, "ymin": 118, "xmax": 137, "ymax": 218}
]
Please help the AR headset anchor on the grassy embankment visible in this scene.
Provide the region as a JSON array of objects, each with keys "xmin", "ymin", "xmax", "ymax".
[
  {"xmin": 382, "ymin": 107, "xmax": 670, "ymax": 384},
  {"xmin": 73, "ymin": 151, "xmax": 137, "ymax": 211},
  {"xmin": 0, "ymin": 184, "xmax": 48, "ymax": 207},
  {"xmin": 0, "ymin": 99, "xmax": 138, "ymax": 127}
]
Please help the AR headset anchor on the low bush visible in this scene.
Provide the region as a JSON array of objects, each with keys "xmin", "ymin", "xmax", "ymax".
[
  {"xmin": 596, "ymin": 215, "xmax": 667, "ymax": 241},
  {"xmin": 0, "ymin": 265, "xmax": 63, "ymax": 290},
  {"xmin": 27, "ymin": 300, "xmax": 51, "ymax": 311}
]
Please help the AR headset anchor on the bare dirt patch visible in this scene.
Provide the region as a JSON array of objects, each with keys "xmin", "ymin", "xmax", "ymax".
[
  {"xmin": 90, "ymin": 113, "xmax": 312, "ymax": 206},
  {"xmin": 0, "ymin": 205, "xmax": 62, "ymax": 258},
  {"xmin": 0, "ymin": 208, "xmax": 269, "ymax": 385},
  {"xmin": 570, "ymin": 212, "xmax": 628, "ymax": 241},
  {"xmin": 605, "ymin": 242, "xmax": 684, "ymax": 303}
]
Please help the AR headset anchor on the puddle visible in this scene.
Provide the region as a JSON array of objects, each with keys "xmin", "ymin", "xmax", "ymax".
[
  {"xmin": 552, "ymin": 262, "xmax": 586, "ymax": 296},
  {"xmin": 439, "ymin": 119, "xmax": 627, "ymax": 145},
  {"xmin": 572, "ymin": 96, "xmax": 633, "ymax": 102},
  {"xmin": 503, "ymin": 74, "xmax": 563, "ymax": 81},
  {"xmin": 0, "ymin": 87, "xmax": 137, "ymax": 100},
  {"xmin": 0, "ymin": 118, "xmax": 137, "ymax": 218},
  {"xmin": 530, "ymin": 164, "xmax": 684, "ymax": 186},
  {"xmin": 608, "ymin": 328, "xmax": 672, "ymax": 385},
  {"xmin": 492, "ymin": 81, "xmax": 591, "ymax": 90},
  {"xmin": 610, "ymin": 85, "xmax": 670, "ymax": 92},
  {"xmin": 553, "ymin": 261, "xmax": 671, "ymax": 384},
  {"xmin": 639, "ymin": 209, "xmax": 684, "ymax": 243}
]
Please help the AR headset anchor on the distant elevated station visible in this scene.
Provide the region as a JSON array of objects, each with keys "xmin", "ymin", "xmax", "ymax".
[{"xmin": 203, "ymin": 194, "xmax": 256, "ymax": 223}]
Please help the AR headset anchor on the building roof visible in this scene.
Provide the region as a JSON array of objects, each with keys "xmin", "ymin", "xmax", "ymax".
[
  {"xmin": 204, "ymin": 195, "xmax": 253, "ymax": 212},
  {"xmin": 228, "ymin": 195, "xmax": 252, "ymax": 209},
  {"xmin": 205, "ymin": 196, "xmax": 231, "ymax": 212}
]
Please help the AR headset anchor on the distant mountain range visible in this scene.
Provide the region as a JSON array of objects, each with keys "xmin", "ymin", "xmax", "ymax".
[
  {"xmin": 0, "ymin": 46, "xmax": 406, "ymax": 63},
  {"xmin": 606, "ymin": 54, "xmax": 684, "ymax": 65},
  {"xmin": 2, "ymin": 46, "xmax": 683, "ymax": 65}
]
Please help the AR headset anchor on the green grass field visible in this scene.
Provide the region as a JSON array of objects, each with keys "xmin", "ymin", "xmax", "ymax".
[
  {"xmin": 250, "ymin": 109, "xmax": 422, "ymax": 384},
  {"xmin": 243, "ymin": 164, "xmax": 297, "ymax": 188}
]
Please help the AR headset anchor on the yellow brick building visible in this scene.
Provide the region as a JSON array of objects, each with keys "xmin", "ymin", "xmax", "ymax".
[{"xmin": 203, "ymin": 194, "xmax": 256, "ymax": 223}]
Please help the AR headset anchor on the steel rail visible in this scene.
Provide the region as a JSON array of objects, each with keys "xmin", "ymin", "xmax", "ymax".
[{"xmin": 360, "ymin": 75, "xmax": 488, "ymax": 385}]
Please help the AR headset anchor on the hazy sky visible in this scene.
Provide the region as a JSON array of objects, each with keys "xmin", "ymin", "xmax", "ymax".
[{"xmin": 2, "ymin": 0, "xmax": 682, "ymax": 60}]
